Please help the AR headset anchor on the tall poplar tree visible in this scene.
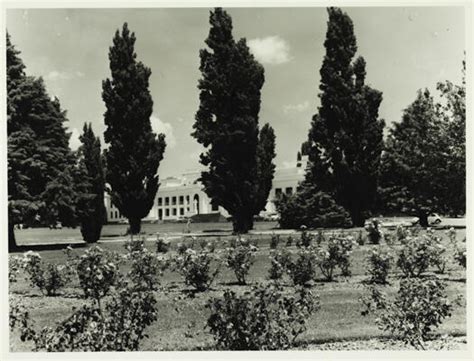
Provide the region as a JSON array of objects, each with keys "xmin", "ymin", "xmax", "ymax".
[
  {"xmin": 192, "ymin": 8, "xmax": 276, "ymax": 233},
  {"xmin": 102, "ymin": 23, "xmax": 166, "ymax": 234},
  {"xmin": 7, "ymin": 33, "xmax": 77, "ymax": 251},
  {"xmin": 76, "ymin": 123, "xmax": 106, "ymax": 243},
  {"xmin": 304, "ymin": 7, "xmax": 384, "ymax": 226}
]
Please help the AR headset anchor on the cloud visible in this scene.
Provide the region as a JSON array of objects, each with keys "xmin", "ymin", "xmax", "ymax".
[
  {"xmin": 283, "ymin": 101, "xmax": 310, "ymax": 114},
  {"xmin": 150, "ymin": 114, "xmax": 176, "ymax": 148},
  {"xmin": 69, "ymin": 127, "xmax": 81, "ymax": 151},
  {"xmin": 45, "ymin": 70, "xmax": 84, "ymax": 81},
  {"xmin": 248, "ymin": 36, "xmax": 291, "ymax": 65}
]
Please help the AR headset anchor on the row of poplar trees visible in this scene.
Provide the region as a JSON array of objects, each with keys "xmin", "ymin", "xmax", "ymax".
[{"xmin": 7, "ymin": 7, "xmax": 465, "ymax": 251}]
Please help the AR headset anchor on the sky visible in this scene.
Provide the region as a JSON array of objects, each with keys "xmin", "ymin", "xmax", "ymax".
[{"xmin": 6, "ymin": 6, "xmax": 466, "ymax": 178}]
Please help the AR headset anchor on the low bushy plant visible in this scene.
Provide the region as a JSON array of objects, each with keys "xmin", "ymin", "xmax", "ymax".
[
  {"xmin": 395, "ymin": 224, "xmax": 409, "ymax": 244},
  {"xmin": 316, "ymin": 234, "xmax": 354, "ymax": 280},
  {"xmin": 10, "ymin": 284, "xmax": 158, "ymax": 351},
  {"xmin": 268, "ymin": 248, "xmax": 292, "ymax": 280},
  {"xmin": 225, "ymin": 238, "xmax": 258, "ymax": 285},
  {"xmin": 364, "ymin": 218, "xmax": 383, "ymax": 244},
  {"xmin": 269, "ymin": 234, "xmax": 280, "ymax": 249},
  {"xmin": 360, "ymin": 278, "xmax": 454, "ymax": 349},
  {"xmin": 396, "ymin": 231, "xmax": 447, "ymax": 277},
  {"xmin": 22, "ymin": 251, "xmax": 73, "ymax": 296},
  {"xmin": 454, "ymin": 245, "xmax": 466, "ymax": 268},
  {"xmin": 126, "ymin": 244, "xmax": 168, "ymax": 291},
  {"xmin": 356, "ymin": 230, "xmax": 365, "ymax": 245},
  {"xmin": 76, "ymin": 246, "xmax": 119, "ymax": 306},
  {"xmin": 298, "ymin": 226, "xmax": 313, "ymax": 248},
  {"xmin": 206, "ymin": 283, "xmax": 319, "ymax": 350},
  {"xmin": 366, "ymin": 248, "xmax": 393, "ymax": 284},
  {"xmin": 175, "ymin": 248, "xmax": 221, "ymax": 291},
  {"xmin": 287, "ymin": 247, "xmax": 317, "ymax": 286},
  {"xmin": 9, "ymin": 255, "xmax": 22, "ymax": 283},
  {"xmin": 285, "ymin": 235, "xmax": 294, "ymax": 247},
  {"xmin": 156, "ymin": 236, "xmax": 170, "ymax": 253}
]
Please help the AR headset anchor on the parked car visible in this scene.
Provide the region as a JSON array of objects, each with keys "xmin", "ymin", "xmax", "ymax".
[{"xmin": 428, "ymin": 213, "xmax": 442, "ymax": 225}]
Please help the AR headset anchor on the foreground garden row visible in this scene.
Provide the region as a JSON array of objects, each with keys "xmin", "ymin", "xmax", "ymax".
[{"xmin": 9, "ymin": 225, "xmax": 467, "ymax": 351}]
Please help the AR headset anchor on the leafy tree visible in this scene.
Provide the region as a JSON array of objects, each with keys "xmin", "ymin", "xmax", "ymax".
[
  {"xmin": 303, "ymin": 7, "xmax": 384, "ymax": 226},
  {"xmin": 102, "ymin": 23, "xmax": 166, "ymax": 235},
  {"xmin": 192, "ymin": 8, "xmax": 276, "ymax": 233},
  {"xmin": 380, "ymin": 89, "xmax": 446, "ymax": 226},
  {"xmin": 7, "ymin": 33, "xmax": 77, "ymax": 251},
  {"xmin": 275, "ymin": 181, "xmax": 352, "ymax": 229},
  {"xmin": 75, "ymin": 123, "xmax": 106, "ymax": 243},
  {"xmin": 435, "ymin": 60, "xmax": 465, "ymax": 216}
]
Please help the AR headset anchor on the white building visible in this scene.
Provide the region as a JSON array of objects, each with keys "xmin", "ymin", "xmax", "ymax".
[{"xmin": 105, "ymin": 156, "xmax": 308, "ymax": 223}]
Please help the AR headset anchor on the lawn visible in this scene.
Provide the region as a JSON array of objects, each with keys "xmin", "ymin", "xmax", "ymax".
[{"xmin": 9, "ymin": 227, "xmax": 467, "ymax": 351}]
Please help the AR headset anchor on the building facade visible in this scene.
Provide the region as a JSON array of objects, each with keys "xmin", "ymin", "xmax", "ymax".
[{"xmin": 104, "ymin": 156, "xmax": 307, "ymax": 223}]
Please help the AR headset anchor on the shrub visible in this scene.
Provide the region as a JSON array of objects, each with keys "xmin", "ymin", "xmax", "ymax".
[
  {"xmin": 287, "ymin": 247, "xmax": 317, "ymax": 286},
  {"xmin": 9, "ymin": 255, "xmax": 22, "ymax": 283},
  {"xmin": 76, "ymin": 246, "xmax": 119, "ymax": 306},
  {"xmin": 275, "ymin": 183, "xmax": 352, "ymax": 229},
  {"xmin": 156, "ymin": 236, "xmax": 170, "ymax": 253},
  {"xmin": 360, "ymin": 278, "xmax": 454, "ymax": 349},
  {"xmin": 176, "ymin": 242, "xmax": 190, "ymax": 254},
  {"xmin": 126, "ymin": 245, "xmax": 168, "ymax": 291},
  {"xmin": 123, "ymin": 238, "xmax": 145, "ymax": 253},
  {"xmin": 22, "ymin": 251, "xmax": 73, "ymax": 296},
  {"xmin": 10, "ymin": 284, "xmax": 158, "ymax": 351},
  {"xmin": 364, "ymin": 218, "xmax": 383, "ymax": 244},
  {"xmin": 454, "ymin": 245, "xmax": 466, "ymax": 268},
  {"xmin": 395, "ymin": 224, "xmax": 409, "ymax": 243},
  {"xmin": 175, "ymin": 248, "xmax": 220, "ymax": 291},
  {"xmin": 298, "ymin": 226, "xmax": 313, "ymax": 248},
  {"xmin": 356, "ymin": 230, "xmax": 365, "ymax": 245},
  {"xmin": 225, "ymin": 238, "xmax": 258, "ymax": 285},
  {"xmin": 206, "ymin": 283, "xmax": 319, "ymax": 350},
  {"xmin": 316, "ymin": 234, "xmax": 354, "ymax": 280},
  {"xmin": 445, "ymin": 227, "xmax": 457, "ymax": 245},
  {"xmin": 366, "ymin": 248, "xmax": 393, "ymax": 284},
  {"xmin": 269, "ymin": 234, "xmax": 280, "ymax": 249},
  {"xmin": 268, "ymin": 248, "xmax": 292, "ymax": 280},
  {"xmin": 285, "ymin": 235, "xmax": 294, "ymax": 247},
  {"xmin": 396, "ymin": 232, "xmax": 446, "ymax": 277}
]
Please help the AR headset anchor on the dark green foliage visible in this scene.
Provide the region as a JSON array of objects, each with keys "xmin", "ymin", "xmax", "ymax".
[
  {"xmin": 76, "ymin": 123, "xmax": 106, "ymax": 243},
  {"xmin": 7, "ymin": 33, "xmax": 77, "ymax": 250},
  {"xmin": 102, "ymin": 23, "xmax": 166, "ymax": 234},
  {"xmin": 192, "ymin": 8, "xmax": 276, "ymax": 234},
  {"xmin": 275, "ymin": 181, "xmax": 352, "ymax": 229},
  {"xmin": 303, "ymin": 8, "xmax": 384, "ymax": 226},
  {"xmin": 380, "ymin": 90, "xmax": 447, "ymax": 226}
]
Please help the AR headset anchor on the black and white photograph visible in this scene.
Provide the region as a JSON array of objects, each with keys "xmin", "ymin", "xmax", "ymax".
[{"xmin": 2, "ymin": 0, "xmax": 471, "ymax": 357}]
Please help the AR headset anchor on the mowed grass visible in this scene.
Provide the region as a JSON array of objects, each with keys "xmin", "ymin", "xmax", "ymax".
[{"xmin": 9, "ymin": 228, "xmax": 467, "ymax": 351}]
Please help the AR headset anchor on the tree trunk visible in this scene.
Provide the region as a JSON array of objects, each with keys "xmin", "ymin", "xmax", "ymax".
[
  {"xmin": 418, "ymin": 212, "xmax": 429, "ymax": 227},
  {"xmin": 129, "ymin": 217, "xmax": 141, "ymax": 235},
  {"xmin": 8, "ymin": 222, "xmax": 18, "ymax": 253},
  {"xmin": 350, "ymin": 207, "xmax": 365, "ymax": 227},
  {"xmin": 232, "ymin": 213, "xmax": 254, "ymax": 234}
]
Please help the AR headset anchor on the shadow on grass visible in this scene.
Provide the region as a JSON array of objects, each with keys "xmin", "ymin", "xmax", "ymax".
[{"xmin": 12, "ymin": 243, "xmax": 86, "ymax": 253}]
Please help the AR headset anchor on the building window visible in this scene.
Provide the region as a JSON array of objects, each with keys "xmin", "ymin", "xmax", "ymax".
[
  {"xmin": 285, "ymin": 187, "xmax": 293, "ymax": 195},
  {"xmin": 275, "ymin": 188, "xmax": 282, "ymax": 197},
  {"xmin": 179, "ymin": 196, "xmax": 184, "ymax": 205},
  {"xmin": 180, "ymin": 208, "xmax": 184, "ymax": 216},
  {"xmin": 165, "ymin": 197, "xmax": 169, "ymax": 206},
  {"xmin": 165, "ymin": 209, "xmax": 170, "ymax": 217},
  {"xmin": 211, "ymin": 202, "xmax": 219, "ymax": 211},
  {"xmin": 172, "ymin": 208, "xmax": 177, "ymax": 216},
  {"xmin": 110, "ymin": 211, "xmax": 114, "ymax": 219},
  {"xmin": 172, "ymin": 196, "xmax": 177, "ymax": 206},
  {"xmin": 158, "ymin": 197, "xmax": 162, "ymax": 206},
  {"xmin": 186, "ymin": 207, "xmax": 190, "ymax": 212},
  {"xmin": 186, "ymin": 195, "xmax": 190, "ymax": 205},
  {"xmin": 115, "ymin": 211, "xmax": 118, "ymax": 218}
]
